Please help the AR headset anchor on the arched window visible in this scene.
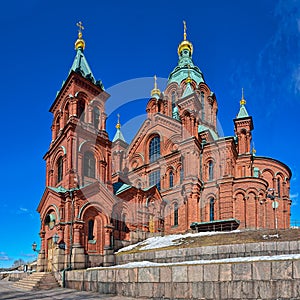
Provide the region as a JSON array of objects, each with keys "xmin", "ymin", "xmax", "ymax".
[
  {"xmin": 171, "ymin": 91, "xmax": 176, "ymax": 111},
  {"xmin": 277, "ymin": 178, "xmax": 281, "ymax": 198},
  {"xmin": 169, "ymin": 170, "xmax": 174, "ymax": 188},
  {"xmin": 88, "ymin": 219, "xmax": 94, "ymax": 241},
  {"xmin": 64, "ymin": 103, "xmax": 69, "ymax": 125},
  {"xmin": 122, "ymin": 214, "xmax": 127, "ymax": 232},
  {"xmin": 84, "ymin": 152, "xmax": 95, "ymax": 178},
  {"xmin": 57, "ymin": 156, "xmax": 63, "ymax": 183},
  {"xmin": 209, "ymin": 198, "xmax": 215, "ymax": 221},
  {"xmin": 149, "ymin": 170, "xmax": 161, "ymax": 191},
  {"xmin": 174, "ymin": 203, "xmax": 178, "ymax": 226},
  {"xmin": 77, "ymin": 100, "xmax": 85, "ymax": 121},
  {"xmin": 149, "ymin": 136, "xmax": 160, "ymax": 163},
  {"xmin": 201, "ymin": 91, "xmax": 205, "ymax": 121},
  {"xmin": 55, "ymin": 115, "xmax": 60, "ymax": 138},
  {"xmin": 180, "ymin": 166, "xmax": 184, "ymax": 184},
  {"xmin": 93, "ymin": 107, "xmax": 100, "ymax": 129},
  {"xmin": 208, "ymin": 160, "xmax": 214, "ymax": 181}
]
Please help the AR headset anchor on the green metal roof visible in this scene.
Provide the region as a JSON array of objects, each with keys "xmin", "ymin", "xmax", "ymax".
[
  {"xmin": 112, "ymin": 128, "xmax": 126, "ymax": 143},
  {"xmin": 236, "ymin": 104, "xmax": 249, "ymax": 118},
  {"xmin": 198, "ymin": 124, "xmax": 219, "ymax": 140},
  {"xmin": 182, "ymin": 82, "xmax": 194, "ymax": 97}
]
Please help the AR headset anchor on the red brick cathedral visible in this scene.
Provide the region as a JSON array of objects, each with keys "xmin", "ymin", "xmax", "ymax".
[{"xmin": 37, "ymin": 23, "xmax": 291, "ymax": 271}]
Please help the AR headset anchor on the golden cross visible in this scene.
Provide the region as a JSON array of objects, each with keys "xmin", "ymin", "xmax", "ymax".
[
  {"xmin": 76, "ymin": 21, "xmax": 84, "ymax": 33},
  {"xmin": 183, "ymin": 20, "xmax": 187, "ymax": 40}
]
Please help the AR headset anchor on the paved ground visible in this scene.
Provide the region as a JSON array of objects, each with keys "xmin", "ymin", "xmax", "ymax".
[{"xmin": 0, "ymin": 280, "xmax": 136, "ymax": 300}]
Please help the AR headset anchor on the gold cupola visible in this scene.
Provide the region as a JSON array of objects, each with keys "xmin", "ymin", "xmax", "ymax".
[
  {"xmin": 75, "ymin": 21, "xmax": 86, "ymax": 50},
  {"xmin": 178, "ymin": 21, "xmax": 193, "ymax": 56}
]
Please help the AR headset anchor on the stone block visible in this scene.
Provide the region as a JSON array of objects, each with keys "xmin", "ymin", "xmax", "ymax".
[
  {"xmin": 293, "ymin": 260, "xmax": 300, "ymax": 279},
  {"xmin": 202, "ymin": 245, "xmax": 217, "ymax": 256},
  {"xmin": 245, "ymin": 242, "xmax": 261, "ymax": 254},
  {"xmin": 231, "ymin": 243, "xmax": 245, "ymax": 255},
  {"xmin": 106, "ymin": 269, "xmax": 116, "ymax": 281},
  {"xmin": 219, "ymin": 281, "xmax": 229, "ymax": 299},
  {"xmin": 203, "ymin": 264, "xmax": 219, "ymax": 281},
  {"xmin": 240, "ymin": 281, "xmax": 254, "ymax": 299},
  {"xmin": 90, "ymin": 270, "xmax": 97, "ymax": 281},
  {"xmin": 188, "ymin": 264, "xmax": 203, "ymax": 282},
  {"xmin": 116, "ymin": 268, "xmax": 129, "ymax": 282},
  {"xmin": 227, "ymin": 281, "xmax": 242, "ymax": 299},
  {"xmin": 164, "ymin": 282, "xmax": 173, "ymax": 298},
  {"xmin": 272, "ymin": 260, "xmax": 293, "ymax": 279},
  {"xmin": 232, "ymin": 263, "xmax": 251, "ymax": 280},
  {"xmin": 155, "ymin": 250, "xmax": 167, "ymax": 259},
  {"xmin": 152, "ymin": 283, "xmax": 165, "ymax": 298},
  {"xmin": 144, "ymin": 251, "xmax": 155, "ymax": 261},
  {"xmin": 203, "ymin": 281, "xmax": 220, "ymax": 299},
  {"xmin": 136, "ymin": 282, "xmax": 154, "ymax": 298},
  {"xmin": 172, "ymin": 265, "xmax": 188, "ymax": 282},
  {"xmin": 128, "ymin": 268, "xmax": 138, "ymax": 282},
  {"xmin": 90, "ymin": 280, "xmax": 98, "ymax": 292},
  {"xmin": 274, "ymin": 280, "xmax": 294, "ymax": 299},
  {"xmin": 262, "ymin": 241, "xmax": 276, "ymax": 254},
  {"xmin": 277, "ymin": 241, "xmax": 289, "ymax": 253},
  {"xmin": 253, "ymin": 280, "xmax": 274, "ymax": 300},
  {"xmin": 138, "ymin": 267, "xmax": 160, "ymax": 282},
  {"xmin": 218, "ymin": 244, "xmax": 231, "ymax": 255},
  {"xmin": 252, "ymin": 261, "xmax": 271, "ymax": 280},
  {"xmin": 160, "ymin": 266, "xmax": 172, "ymax": 282},
  {"xmin": 192, "ymin": 282, "xmax": 205, "ymax": 299},
  {"xmin": 172, "ymin": 282, "xmax": 192, "ymax": 299},
  {"xmin": 289, "ymin": 240, "xmax": 298, "ymax": 252},
  {"xmin": 219, "ymin": 263, "xmax": 232, "ymax": 281}
]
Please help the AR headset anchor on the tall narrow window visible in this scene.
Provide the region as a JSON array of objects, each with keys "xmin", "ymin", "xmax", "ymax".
[
  {"xmin": 84, "ymin": 152, "xmax": 95, "ymax": 178},
  {"xmin": 93, "ymin": 107, "xmax": 100, "ymax": 129},
  {"xmin": 64, "ymin": 103, "xmax": 69, "ymax": 125},
  {"xmin": 57, "ymin": 156, "xmax": 63, "ymax": 183},
  {"xmin": 169, "ymin": 170, "xmax": 174, "ymax": 188},
  {"xmin": 88, "ymin": 219, "xmax": 94, "ymax": 240},
  {"xmin": 149, "ymin": 170, "xmax": 161, "ymax": 191},
  {"xmin": 171, "ymin": 91, "xmax": 176, "ymax": 112},
  {"xmin": 122, "ymin": 214, "xmax": 127, "ymax": 232},
  {"xmin": 201, "ymin": 92, "xmax": 205, "ymax": 121},
  {"xmin": 77, "ymin": 100, "xmax": 85, "ymax": 121},
  {"xmin": 277, "ymin": 178, "xmax": 281, "ymax": 198},
  {"xmin": 149, "ymin": 136, "xmax": 160, "ymax": 163},
  {"xmin": 174, "ymin": 203, "xmax": 178, "ymax": 226},
  {"xmin": 210, "ymin": 198, "xmax": 215, "ymax": 221},
  {"xmin": 180, "ymin": 166, "xmax": 184, "ymax": 184},
  {"xmin": 208, "ymin": 160, "xmax": 214, "ymax": 181}
]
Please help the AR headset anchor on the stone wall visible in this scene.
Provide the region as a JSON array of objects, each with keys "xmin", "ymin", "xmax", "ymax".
[
  {"xmin": 65, "ymin": 258, "xmax": 300, "ymax": 299},
  {"xmin": 116, "ymin": 240, "xmax": 300, "ymax": 265}
]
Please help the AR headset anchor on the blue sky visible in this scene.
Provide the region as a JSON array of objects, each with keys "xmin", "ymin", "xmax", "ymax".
[{"xmin": 0, "ymin": 0, "xmax": 299, "ymax": 268}]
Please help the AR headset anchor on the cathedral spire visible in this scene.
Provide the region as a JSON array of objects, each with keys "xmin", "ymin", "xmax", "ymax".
[
  {"xmin": 237, "ymin": 88, "xmax": 249, "ymax": 118},
  {"xmin": 113, "ymin": 114, "xmax": 126, "ymax": 143},
  {"xmin": 151, "ymin": 75, "xmax": 161, "ymax": 99}
]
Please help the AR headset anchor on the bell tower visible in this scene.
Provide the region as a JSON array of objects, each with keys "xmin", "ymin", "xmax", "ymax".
[{"xmin": 44, "ymin": 22, "xmax": 111, "ymax": 190}]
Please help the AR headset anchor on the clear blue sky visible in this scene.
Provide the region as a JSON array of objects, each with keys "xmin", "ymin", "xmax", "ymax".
[{"xmin": 0, "ymin": 0, "xmax": 299, "ymax": 268}]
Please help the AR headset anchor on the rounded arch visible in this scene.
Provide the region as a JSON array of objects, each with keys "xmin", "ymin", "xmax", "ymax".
[
  {"xmin": 42, "ymin": 204, "xmax": 60, "ymax": 223},
  {"xmin": 146, "ymin": 133, "xmax": 161, "ymax": 163},
  {"xmin": 49, "ymin": 147, "xmax": 65, "ymax": 171},
  {"xmin": 78, "ymin": 202, "xmax": 110, "ymax": 224}
]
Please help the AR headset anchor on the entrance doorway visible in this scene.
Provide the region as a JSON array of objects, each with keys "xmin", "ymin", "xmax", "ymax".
[{"xmin": 47, "ymin": 238, "xmax": 54, "ymax": 272}]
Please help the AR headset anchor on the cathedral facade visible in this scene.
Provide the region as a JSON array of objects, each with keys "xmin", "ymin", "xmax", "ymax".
[{"xmin": 36, "ymin": 23, "xmax": 292, "ymax": 271}]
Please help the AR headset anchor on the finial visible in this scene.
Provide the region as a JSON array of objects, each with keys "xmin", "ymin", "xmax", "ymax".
[
  {"xmin": 183, "ymin": 20, "xmax": 187, "ymax": 41},
  {"xmin": 116, "ymin": 114, "xmax": 121, "ymax": 129},
  {"xmin": 252, "ymin": 142, "xmax": 256, "ymax": 156},
  {"xmin": 240, "ymin": 88, "xmax": 246, "ymax": 106},
  {"xmin": 151, "ymin": 75, "xmax": 161, "ymax": 97},
  {"xmin": 75, "ymin": 21, "xmax": 86, "ymax": 50},
  {"xmin": 186, "ymin": 64, "xmax": 192, "ymax": 83},
  {"xmin": 178, "ymin": 21, "xmax": 193, "ymax": 56}
]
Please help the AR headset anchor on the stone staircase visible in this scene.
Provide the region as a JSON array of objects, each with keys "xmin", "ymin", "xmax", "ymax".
[{"xmin": 13, "ymin": 272, "xmax": 60, "ymax": 290}]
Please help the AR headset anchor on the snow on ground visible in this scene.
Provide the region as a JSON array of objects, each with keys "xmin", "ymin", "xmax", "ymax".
[
  {"xmin": 87, "ymin": 253, "xmax": 300, "ymax": 270},
  {"xmin": 117, "ymin": 230, "xmax": 241, "ymax": 253}
]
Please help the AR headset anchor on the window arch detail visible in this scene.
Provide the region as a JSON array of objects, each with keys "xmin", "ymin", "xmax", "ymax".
[
  {"xmin": 173, "ymin": 202, "xmax": 178, "ymax": 226},
  {"xmin": 209, "ymin": 198, "xmax": 215, "ymax": 221},
  {"xmin": 84, "ymin": 152, "xmax": 96, "ymax": 178},
  {"xmin": 208, "ymin": 160, "xmax": 214, "ymax": 181},
  {"xmin": 57, "ymin": 156, "xmax": 63, "ymax": 183},
  {"xmin": 149, "ymin": 136, "xmax": 160, "ymax": 163}
]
